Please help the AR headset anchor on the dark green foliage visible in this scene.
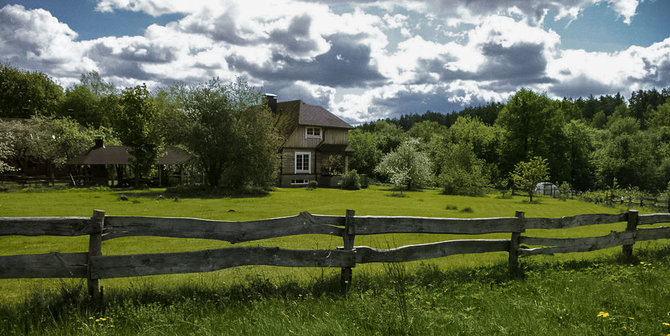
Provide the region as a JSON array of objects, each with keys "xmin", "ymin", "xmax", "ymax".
[
  {"xmin": 359, "ymin": 102, "xmax": 504, "ymax": 132},
  {"xmin": 181, "ymin": 78, "xmax": 281, "ymax": 189},
  {"xmin": 359, "ymin": 174, "xmax": 369, "ymax": 188},
  {"xmin": 306, "ymin": 180, "xmax": 318, "ymax": 190},
  {"xmin": 629, "ymin": 88, "xmax": 668, "ymax": 126},
  {"xmin": 436, "ymin": 142, "xmax": 489, "ymax": 196},
  {"xmin": 496, "ymin": 89, "xmax": 568, "ymax": 183},
  {"xmin": 347, "ymin": 129, "xmax": 382, "ymax": 176},
  {"xmin": 340, "ymin": 169, "xmax": 361, "ymax": 190},
  {"xmin": 0, "ymin": 62, "xmax": 63, "ymax": 118},
  {"xmin": 114, "ymin": 84, "xmax": 162, "ymax": 188},
  {"xmin": 59, "ymin": 85, "xmax": 103, "ymax": 127}
]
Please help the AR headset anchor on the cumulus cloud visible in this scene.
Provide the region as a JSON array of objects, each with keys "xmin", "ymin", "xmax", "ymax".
[
  {"xmin": 1, "ymin": 1, "xmax": 665, "ymax": 123},
  {"xmin": 226, "ymin": 33, "xmax": 386, "ymax": 87},
  {"xmin": 0, "ymin": 4, "xmax": 95, "ymax": 81}
]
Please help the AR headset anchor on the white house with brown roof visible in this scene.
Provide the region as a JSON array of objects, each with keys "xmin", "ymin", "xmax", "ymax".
[{"xmin": 268, "ymin": 95, "xmax": 353, "ymax": 187}]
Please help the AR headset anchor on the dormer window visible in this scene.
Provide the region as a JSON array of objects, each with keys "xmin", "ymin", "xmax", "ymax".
[{"xmin": 305, "ymin": 127, "xmax": 322, "ymax": 139}]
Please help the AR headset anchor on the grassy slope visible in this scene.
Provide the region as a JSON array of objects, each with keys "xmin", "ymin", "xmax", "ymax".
[{"xmin": 0, "ymin": 186, "xmax": 668, "ymax": 335}]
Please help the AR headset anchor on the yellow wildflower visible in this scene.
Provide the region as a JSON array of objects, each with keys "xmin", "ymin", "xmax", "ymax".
[
  {"xmin": 663, "ymin": 322, "xmax": 670, "ymax": 326},
  {"xmin": 597, "ymin": 312, "xmax": 610, "ymax": 318}
]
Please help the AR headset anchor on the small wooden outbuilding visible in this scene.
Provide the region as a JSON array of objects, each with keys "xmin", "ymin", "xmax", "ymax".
[{"xmin": 68, "ymin": 137, "xmax": 190, "ymax": 186}]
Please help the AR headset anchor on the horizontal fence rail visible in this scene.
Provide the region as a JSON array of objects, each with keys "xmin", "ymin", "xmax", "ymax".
[
  {"xmin": 0, "ymin": 209, "xmax": 669, "ymax": 299},
  {"xmin": 103, "ymin": 212, "xmax": 344, "ymax": 242}
]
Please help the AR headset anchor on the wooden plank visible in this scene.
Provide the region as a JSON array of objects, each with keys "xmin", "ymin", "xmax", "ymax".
[
  {"xmin": 0, "ymin": 217, "xmax": 92, "ymax": 236},
  {"xmin": 352, "ymin": 216, "xmax": 521, "ymax": 235},
  {"xmin": 103, "ymin": 212, "xmax": 344, "ymax": 242},
  {"xmin": 90, "ymin": 247, "xmax": 355, "ymax": 279},
  {"xmin": 638, "ymin": 214, "xmax": 670, "ymax": 225},
  {"xmin": 341, "ymin": 209, "xmax": 355, "ymax": 293},
  {"xmin": 0, "ymin": 252, "xmax": 88, "ymax": 278},
  {"xmin": 353, "ymin": 239, "xmax": 510, "ymax": 264},
  {"xmin": 622, "ymin": 210, "xmax": 638, "ymax": 260},
  {"xmin": 525, "ymin": 213, "xmax": 626, "ymax": 229},
  {"xmin": 88, "ymin": 210, "xmax": 104, "ymax": 300},
  {"xmin": 636, "ymin": 227, "xmax": 670, "ymax": 241},
  {"xmin": 519, "ymin": 231, "xmax": 634, "ymax": 256},
  {"xmin": 509, "ymin": 211, "xmax": 524, "ymax": 278}
]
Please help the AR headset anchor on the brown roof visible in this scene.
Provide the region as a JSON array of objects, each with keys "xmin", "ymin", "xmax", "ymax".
[
  {"xmin": 274, "ymin": 100, "xmax": 351, "ymax": 138},
  {"xmin": 68, "ymin": 146, "xmax": 190, "ymax": 165}
]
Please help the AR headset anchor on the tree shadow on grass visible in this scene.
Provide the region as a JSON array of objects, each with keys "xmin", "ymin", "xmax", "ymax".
[{"xmin": 113, "ymin": 186, "xmax": 271, "ymax": 200}]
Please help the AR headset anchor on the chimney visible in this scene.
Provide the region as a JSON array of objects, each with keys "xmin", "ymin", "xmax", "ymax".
[
  {"xmin": 94, "ymin": 135, "xmax": 104, "ymax": 148},
  {"xmin": 265, "ymin": 93, "xmax": 277, "ymax": 114}
]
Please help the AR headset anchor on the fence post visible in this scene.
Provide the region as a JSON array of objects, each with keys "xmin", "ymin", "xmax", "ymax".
[
  {"xmin": 88, "ymin": 210, "xmax": 104, "ymax": 301},
  {"xmin": 509, "ymin": 211, "xmax": 525, "ymax": 278},
  {"xmin": 341, "ymin": 209, "xmax": 355, "ymax": 294},
  {"xmin": 622, "ymin": 210, "xmax": 638, "ymax": 261}
]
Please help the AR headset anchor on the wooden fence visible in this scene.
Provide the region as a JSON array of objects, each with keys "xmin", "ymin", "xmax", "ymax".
[
  {"xmin": 597, "ymin": 193, "xmax": 670, "ymax": 212},
  {"xmin": 1, "ymin": 210, "xmax": 669, "ymax": 300}
]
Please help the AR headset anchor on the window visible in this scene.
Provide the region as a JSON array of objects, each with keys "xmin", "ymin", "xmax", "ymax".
[
  {"xmin": 305, "ymin": 127, "xmax": 322, "ymax": 139},
  {"xmin": 295, "ymin": 152, "xmax": 311, "ymax": 174},
  {"xmin": 291, "ymin": 179, "xmax": 309, "ymax": 185}
]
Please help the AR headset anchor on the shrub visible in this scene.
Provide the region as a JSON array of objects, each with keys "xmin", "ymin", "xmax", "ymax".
[
  {"xmin": 439, "ymin": 168, "xmax": 488, "ymax": 196},
  {"xmin": 445, "ymin": 204, "xmax": 458, "ymax": 210},
  {"xmin": 558, "ymin": 182, "xmax": 571, "ymax": 201},
  {"xmin": 460, "ymin": 207, "xmax": 474, "ymax": 213},
  {"xmin": 341, "ymin": 170, "xmax": 361, "ymax": 190},
  {"xmin": 306, "ymin": 180, "xmax": 318, "ymax": 190},
  {"xmin": 360, "ymin": 174, "xmax": 369, "ymax": 188}
]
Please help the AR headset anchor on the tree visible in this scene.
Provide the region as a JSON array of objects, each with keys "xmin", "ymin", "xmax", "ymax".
[
  {"xmin": 0, "ymin": 116, "xmax": 107, "ymax": 177},
  {"xmin": 79, "ymin": 71, "xmax": 115, "ymax": 98},
  {"xmin": 407, "ymin": 120, "xmax": 447, "ymax": 144},
  {"xmin": 375, "ymin": 139, "xmax": 432, "ymax": 190},
  {"xmin": 496, "ymin": 89, "xmax": 568, "ymax": 183},
  {"xmin": 370, "ymin": 120, "xmax": 407, "ymax": 153},
  {"xmin": 182, "ymin": 77, "xmax": 281, "ymax": 189},
  {"xmin": 562, "ymin": 120, "xmax": 595, "ymax": 191},
  {"xmin": 114, "ymin": 84, "xmax": 162, "ymax": 188},
  {"xmin": 59, "ymin": 85, "xmax": 103, "ymax": 127},
  {"xmin": 511, "ymin": 156, "xmax": 549, "ymax": 202},
  {"xmin": 347, "ymin": 129, "xmax": 382, "ymax": 176},
  {"xmin": 0, "ymin": 62, "xmax": 63, "ymax": 118},
  {"xmin": 592, "ymin": 117, "xmax": 659, "ymax": 191},
  {"xmin": 435, "ymin": 142, "xmax": 489, "ymax": 196},
  {"xmin": 0, "ymin": 134, "xmax": 15, "ymax": 174}
]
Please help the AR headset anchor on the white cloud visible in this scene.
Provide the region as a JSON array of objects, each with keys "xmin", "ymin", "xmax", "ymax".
[
  {"xmin": 1, "ymin": 1, "xmax": 664, "ymax": 123},
  {"xmin": 0, "ymin": 4, "xmax": 97, "ymax": 84}
]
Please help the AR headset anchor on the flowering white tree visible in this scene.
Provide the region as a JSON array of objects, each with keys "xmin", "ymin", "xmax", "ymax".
[{"xmin": 375, "ymin": 138, "xmax": 432, "ymax": 190}]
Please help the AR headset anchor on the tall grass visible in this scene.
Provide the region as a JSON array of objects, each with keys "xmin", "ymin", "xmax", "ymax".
[{"xmin": 0, "ymin": 246, "xmax": 668, "ymax": 335}]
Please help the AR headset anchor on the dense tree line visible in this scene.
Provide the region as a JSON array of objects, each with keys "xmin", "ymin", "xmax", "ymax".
[
  {"xmin": 350, "ymin": 88, "xmax": 670, "ymax": 194},
  {"xmin": 0, "ymin": 63, "xmax": 280, "ymax": 190},
  {"xmin": 2, "ymin": 61, "xmax": 669, "ymax": 194}
]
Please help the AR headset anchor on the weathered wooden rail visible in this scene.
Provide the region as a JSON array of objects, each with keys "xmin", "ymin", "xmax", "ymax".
[{"xmin": 1, "ymin": 210, "xmax": 669, "ymax": 299}]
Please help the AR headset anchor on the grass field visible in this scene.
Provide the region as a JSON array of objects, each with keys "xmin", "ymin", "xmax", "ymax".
[{"xmin": 0, "ymin": 186, "xmax": 669, "ymax": 335}]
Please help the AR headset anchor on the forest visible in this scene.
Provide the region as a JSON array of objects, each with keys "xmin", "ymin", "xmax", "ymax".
[{"xmin": 1, "ymin": 62, "xmax": 670, "ymax": 195}]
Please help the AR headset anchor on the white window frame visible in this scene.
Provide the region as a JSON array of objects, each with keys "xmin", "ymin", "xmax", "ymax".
[
  {"xmin": 294, "ymin": 152, "xmax": 311, "ymax": 174},
  {"xmin": 305, "ymin": 127, "xmax": 322, "ymax": 139}
]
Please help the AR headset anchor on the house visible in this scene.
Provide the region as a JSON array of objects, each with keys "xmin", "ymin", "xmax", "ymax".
[{"xmin": 268, "ymin": 95, "xmax": 353, "ymax": 187}]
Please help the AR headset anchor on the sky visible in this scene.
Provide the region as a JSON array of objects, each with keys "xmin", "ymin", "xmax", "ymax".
[{"xmin": 1, "ymin": 0, "xmax": 669, "ymax": 124}]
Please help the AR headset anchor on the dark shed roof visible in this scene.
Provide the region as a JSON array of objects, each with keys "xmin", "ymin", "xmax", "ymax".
[{"xmin": 68, "ymin": 146, "xmax": 190, "ymax": 165}]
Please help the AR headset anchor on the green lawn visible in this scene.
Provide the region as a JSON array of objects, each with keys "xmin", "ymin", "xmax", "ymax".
[
  {"xmin": 0, "ymin": 186, "xmax": 668, "ymax": 335},
  {"xmin": 0, "ymin": 186, "xmax": 664, "ymax": 300}
]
